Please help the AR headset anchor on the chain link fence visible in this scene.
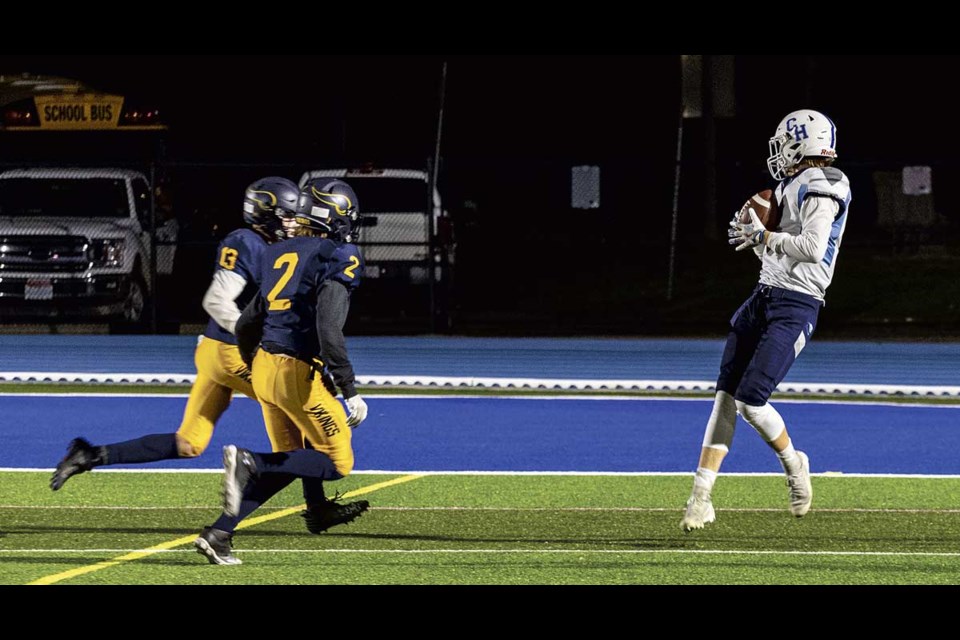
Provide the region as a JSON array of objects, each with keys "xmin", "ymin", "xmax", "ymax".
[{"xmin": 0, "ymin": 153, "xmax": 957, "ymax": 338}]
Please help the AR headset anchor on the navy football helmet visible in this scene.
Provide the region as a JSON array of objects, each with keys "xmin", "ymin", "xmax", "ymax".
[
  {"xmin": 243, "ymin": 177, "xmax": 299, "ymax": 242},
  {"xmin": 295, "ymin": 178, "xmax": 361, "ymax": 242}
]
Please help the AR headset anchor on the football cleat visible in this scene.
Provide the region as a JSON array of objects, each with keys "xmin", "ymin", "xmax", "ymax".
[
  {"xmin": 194, "ymin": 526, "xmax": 242, "ymax": 566},
  {"xmin": 301, "ymin": 498, "xmax": 370, "ymax": 534},
  {"xmin": 50, "ymin": 437, "xmax": 103, "ymax": 491},
  {"xmin": 680, "ymin": 493, "xmax": 716, "ymax": 532},
  {"xmin": 221, "ymin": 445, "xmax": 258, "ymax": 517}
]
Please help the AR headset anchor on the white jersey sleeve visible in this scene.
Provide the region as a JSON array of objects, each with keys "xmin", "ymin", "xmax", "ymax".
[
  {"xmin": 766, "ymin": 196, "xmax": 838, "ymax": 263},
  {"xmin": 201, "ymin": 269, "xmax": 248, "ymax": 335}
]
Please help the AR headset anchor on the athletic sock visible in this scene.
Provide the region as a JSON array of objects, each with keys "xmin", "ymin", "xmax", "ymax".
[
  {"xmin": 777, "ymin": 439, "xmax": 802, "ymax": 475},
  {"xmin": 212, "ymin": 473, "xmax": 297, "ymax": 533},
  {"xmin": 302, "ymin": 477, "xmax": 327, "ymax": 506},
  {"xmin": 692, "ymin": 467, "xmax": 718, "ymax": 497},
  {"xmin": 102, "ymin": 433, "xmax": 179, "ymax": 465},
  {"xmin": 251, "ymin": 449, "xmax": 343, "ymax": 480}
]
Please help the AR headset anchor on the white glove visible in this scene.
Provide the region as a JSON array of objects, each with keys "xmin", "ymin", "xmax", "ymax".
[
  {"xmin": 345, "ymin": 395, "xmax": 368, "ymax": 428},
  {"xmin": 728, "ymin": 207, "xmax": 768, "ymax": 252}
]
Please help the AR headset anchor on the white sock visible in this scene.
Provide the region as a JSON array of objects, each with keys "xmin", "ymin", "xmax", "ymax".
[
  {"xmin": 777, "ymin": 439, "xmax": 801, "ymax": 475},
  {"xmin": 692, "ymin": 467, "xmax": 718, "ymax": 497}
]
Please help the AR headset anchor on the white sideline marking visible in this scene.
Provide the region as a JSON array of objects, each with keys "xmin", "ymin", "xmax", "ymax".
[
  {"xmin": 6, "ymin": 468, "xmax": 960, "ymax": 479},
  {"xmin": 3, "ymin": 371, "xmax": 959, "ymax": 397},
  {"xmin": 3, "ymin": 548, "xmax": 960, "ymax": 558}
]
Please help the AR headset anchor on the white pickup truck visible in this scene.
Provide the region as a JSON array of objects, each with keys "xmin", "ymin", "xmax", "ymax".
[{"xmin": 0, "ymin": 167, "xmax": 171, "ymax": 322}]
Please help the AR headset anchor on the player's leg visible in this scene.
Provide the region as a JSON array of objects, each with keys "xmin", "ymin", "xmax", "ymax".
[
  {"xmin": 266, "ymin": 355, "xmax": 367, "ymax": 530},
  {"xmin": 208, "ymin": 339, "xmax": 257, "ymax": 401},
  {"xmin": 681, "ymin": 293, "xmax": 761, "ymax": 531},
  {"xmin": 221, "ymin": 403, "xmax": 302, "ymax": 516},
  {"xmin": 735, "ymin": 292, "xmax": 820, "ymax": 517},
  {"xmin": 229, "ymin": 354, "xmax": 349, "ymax": 495},
  {"xmin": 194, "ymin": 354, "xmax": 295, "ymax": 566},
  {"xmin": 195, "ymin": 444, "xmax": 296, "ymax": 566},
  {"xmin": 50, "ymin": 337, "xmax": 232, "ymax": 491},
  {"xmin": 174, "ymin": 337, "xmax": 249, "ymax": 457},
  {"xmin": 259, "ymin": 390, "xmax": 342, "ymax": 532}
]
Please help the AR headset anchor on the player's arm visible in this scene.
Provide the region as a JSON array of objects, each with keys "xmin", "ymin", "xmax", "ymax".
[
  {"xmin": 316, "ymin": 280, "xmax": 357, "ymax": 398},
  {"xmin": 317, "ymin": 279, "xmax": 367, "ymax": 427},
  {"xmin": 201, "ymin": 270, "xmax": 248, "ymax": 334},
  {"xmin": 235, "ymin": 294, "xmax": 266, "ymax": 368},
  {"xmin": 202, "ymin": 236, "xmax": 255, "ymax": 335},
  {"xmin": 763, "ymin": 196, "xmax": 838, "ymax": 263}
]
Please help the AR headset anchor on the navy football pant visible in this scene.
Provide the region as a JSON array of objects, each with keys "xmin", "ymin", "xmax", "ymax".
[{"xmin": 716, "ymin": 284, "xmax": 822, "ymax": 406}]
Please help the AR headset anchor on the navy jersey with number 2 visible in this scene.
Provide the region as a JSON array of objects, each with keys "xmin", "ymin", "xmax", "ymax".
[{"xmin": 259, "ymin": 236, "xmax": 356, "ymax": 360}]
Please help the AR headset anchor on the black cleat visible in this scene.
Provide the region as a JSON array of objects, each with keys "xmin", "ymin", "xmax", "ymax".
[
  {"xmin": 194, "ymin": 526, "xmax": 242, "ymax": 565},
  {"xmin": 301, "ymin": 498, "xmax": 370, "ymax": 534},
  {"xmin": 50, "ymin": 438, "xmax": 103, "ymax": 491},
  {"xmin": 221, "ymin": 445, "xmax": 258, "ymax": 517}
]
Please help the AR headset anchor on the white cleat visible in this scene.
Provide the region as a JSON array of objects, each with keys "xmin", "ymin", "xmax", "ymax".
[
  {"xmin": 680, "ymin": 493, "xmax": 716, "ymax": 532},
  {"xmin": 787, "ymin": 450, "xmax": 813, "ymax": 517},
  {"xmin": 221, "ymin": 445, "xmax": 257, "ymax": 518}
]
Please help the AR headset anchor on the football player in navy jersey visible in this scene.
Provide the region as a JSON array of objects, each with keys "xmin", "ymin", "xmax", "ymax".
[
  {"xmin": 49, "ymin": 178, "xmax": 299, "ymax": 485},
  {"xmin": 194, "ymin": 178, "xmax": 368, "ymax": 565}
]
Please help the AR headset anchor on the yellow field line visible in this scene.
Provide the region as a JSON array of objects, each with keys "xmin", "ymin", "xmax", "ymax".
[{"xmin": 27, "ymin": 474, "xmax": 424, "ymax": 585}]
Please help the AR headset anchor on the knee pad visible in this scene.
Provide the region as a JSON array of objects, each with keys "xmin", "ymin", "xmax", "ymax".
[
  {"xmin": 702, "ymin": 391, "xmax": 737, "ymax": 452},
  {"xmin": 735, "ymin": 400, "xmax": 786, "ymax": 442}
]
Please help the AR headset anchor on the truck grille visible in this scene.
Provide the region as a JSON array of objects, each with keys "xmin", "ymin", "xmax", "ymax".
[{"xmin": 0, "ymin": 235, "xmax": 90, "ymax": 273}]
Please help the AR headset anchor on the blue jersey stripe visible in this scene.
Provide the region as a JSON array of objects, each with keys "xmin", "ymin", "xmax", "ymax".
[{"xmin": 823, "ymin": 211, "xmax": 847, "ymax": 266}]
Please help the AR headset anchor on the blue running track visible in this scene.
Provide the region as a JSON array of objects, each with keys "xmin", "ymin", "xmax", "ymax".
[{"xmin": 4, "ymin": 395, "xmax": 958, "ymax": 475}]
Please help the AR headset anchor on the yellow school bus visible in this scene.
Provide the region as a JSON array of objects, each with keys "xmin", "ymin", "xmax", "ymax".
[{"xmin": 1, "ymin": 73, "xmax": 165, "ymax": 131}]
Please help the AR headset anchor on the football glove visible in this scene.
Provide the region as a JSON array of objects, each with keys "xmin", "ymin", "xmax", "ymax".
[
  {"xmin": 728, "ymin": 206, "xmax": 767, "ymax": 252},
  {"xmin": 345, "ymin": 395, "xmax": 368, "ymax": 428}
]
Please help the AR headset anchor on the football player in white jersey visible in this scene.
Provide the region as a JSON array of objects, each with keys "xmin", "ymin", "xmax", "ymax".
[{"xmin": 680, "ymin": 109, "xmax": 851, "ymax": 532}]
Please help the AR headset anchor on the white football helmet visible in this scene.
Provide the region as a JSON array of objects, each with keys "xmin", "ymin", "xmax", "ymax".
[{"xmin": 767, "ymin": 109, "xmax": 837, "ymax": 180}]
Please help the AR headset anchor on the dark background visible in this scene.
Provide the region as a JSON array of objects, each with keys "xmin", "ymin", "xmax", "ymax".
[{"xmin": 1, "ymin": 55, "xmax": 958, "ymax": 338}]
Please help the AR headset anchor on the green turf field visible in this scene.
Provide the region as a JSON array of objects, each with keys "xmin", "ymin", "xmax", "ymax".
[{"xmin": 2, "ymin": 471, "xmax": 958, "ymax": 585}]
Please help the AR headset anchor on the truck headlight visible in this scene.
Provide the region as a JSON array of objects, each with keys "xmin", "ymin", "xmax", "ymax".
[{"xmin": 91, "ymin": 239, "xmax": 125, "ymax": 267}]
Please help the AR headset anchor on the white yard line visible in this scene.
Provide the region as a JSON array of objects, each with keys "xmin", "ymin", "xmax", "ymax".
[
  {"xmin": 3, "ymin": 548, "xmax": 960, "ymax": 558},
  {"xmin": 3, "ymin": 505, "xmax": 959, "ymax": 513}
]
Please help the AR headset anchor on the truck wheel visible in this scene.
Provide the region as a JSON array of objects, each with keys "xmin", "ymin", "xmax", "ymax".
[{"xmin": 121, "ymin": 277, "xmax": 146, "ymax": 323}]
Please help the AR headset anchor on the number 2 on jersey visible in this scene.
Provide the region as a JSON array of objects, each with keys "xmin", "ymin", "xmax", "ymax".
[
  {"xmin": 343, "ymin": 255, "xmax": 360, "ymax": 279},
  {"xmin": 267, "ymin": 252, "xmax": 299, "ymax": 311}
]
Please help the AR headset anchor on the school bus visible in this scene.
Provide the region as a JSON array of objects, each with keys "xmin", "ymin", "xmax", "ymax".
[{"xmin": 1, "ymin": 73, "xmax": 165, "ymax": 131}]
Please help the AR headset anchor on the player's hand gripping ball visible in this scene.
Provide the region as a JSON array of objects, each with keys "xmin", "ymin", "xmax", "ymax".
[{"xmin": 738, "ymin": 189, "xmax": 780, "ymax": 230}]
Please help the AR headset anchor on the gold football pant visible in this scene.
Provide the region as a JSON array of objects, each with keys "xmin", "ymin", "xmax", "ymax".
[
  {"xmin": 251, "ymin": 349, "xmax": 354, "ymax": 477},
  {"xmin": 175, "ymin": 336, "xmax": 255, "ymax": 457}
]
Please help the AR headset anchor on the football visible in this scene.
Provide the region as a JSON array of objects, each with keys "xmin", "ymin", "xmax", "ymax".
[{"xmin": 739, "ymin": 189, "xmax": 780, "ymax": 230}]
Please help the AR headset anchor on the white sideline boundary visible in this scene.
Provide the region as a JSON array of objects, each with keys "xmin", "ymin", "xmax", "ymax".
[{"xmin": 1, "ymin": 371, "xmax": 959, "ymax": 397}]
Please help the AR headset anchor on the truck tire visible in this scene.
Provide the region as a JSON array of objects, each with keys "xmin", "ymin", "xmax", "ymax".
[{"xmin": 121, "ymin": 275, "xmax": 146, "ymax": 323}]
